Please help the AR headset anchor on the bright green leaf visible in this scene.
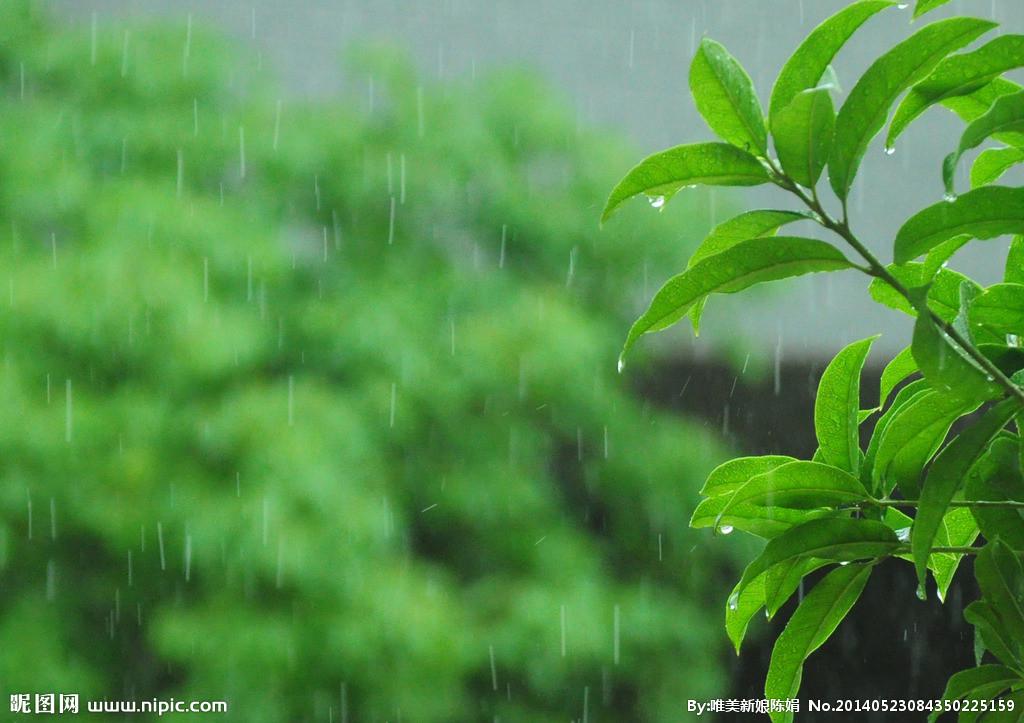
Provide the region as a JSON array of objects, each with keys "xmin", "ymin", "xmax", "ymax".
[
  {"xmin": 601, "ymin": 142, "xmax": 771, "ymax": 224},
  {"xmin": 913, "ymin": 400, "xmax": 1020, "ymax": 593},
  {"xmin": 620, "ymin": 237, "xmax": 852, "ymax": 362},
  {"xmin": 914, "ymin": 0, "xmax": 951, "ymax": 18},
  {"xmin": 930, "ymin": 507, "xmax": 979, "ymax": 600},
  {"xmin": 771, "ymin": 87, "xmax": 835, "ymax": 188},
  {"xmin": 699, "ymin": 455, "xmax": 798, "ymax": 497},
  {"xmin": 764, "ymin": 557, "xmax": 830, "ymax": 619},
  {"xmin": 888, "ymin": 35, "xmax": 1024, "ymax": 149},
  {"xmin": 718, "ymin": 461, "xmax": 871, "ymax": 524},
  {"xmin": 829, "ymin": 16, "xmax": 996, "ymax": 199},
  {"xmin": 687, "ymin": 210, "xmax": 811, "ymax": 332},
  {"xmin": 815, "ymin": 336, "xmax": 878, "ymax": 474},
  {"xmin": 734, "ymin": 518, "xmax": 898, "ymax": 601},
  {"xmin": 972, "ymin": 147, "xmax": 1024, "ymax": 188},
  {"xmin": 691, "ymin": 38, "xmax": 767, "ymax": 156},
  {"xmin": 691, "ymin": 496, "xmax": 830, "ymax": 539},
  {"xmin": 879, "ymin": 346, "xmax": 919, "ymax": 408},
  {"xmin": 764, "ymin": 564, "xmax": 872, "ymax": 723},
  {"xmin": 769, "ymin": 1, "xmax": 894, "ymax": 118},
  {"xmin": 1008, "ymin": 237, "xmax": 1024, "ymax": 283},
  {"xmin": 894, "ymin": 186, "xmax": 1024, "ymax": 263},
  {"xmin": 943, "ymin": 90, "xmax": 1024, "ymax": 193},
  {"xmin": 869, "ymin": 264, "xmax": 977, "ymax": 321},
  {"xmin": 944, "ymin": 77, "xmax": 1024, "ymax": 149},
  {"xmin": 725, "ymin": 575, "xmax": 766, "ymax": 655}
]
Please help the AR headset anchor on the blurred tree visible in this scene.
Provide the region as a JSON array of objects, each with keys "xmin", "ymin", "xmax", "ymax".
[{"xmin": 0, "ymin": 3, "xmax": 748, "ymax": 720}]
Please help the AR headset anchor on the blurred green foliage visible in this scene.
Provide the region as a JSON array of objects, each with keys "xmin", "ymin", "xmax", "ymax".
[{"xmin": 0, "ymin": 3, "xmax": 746, "ymax": 720}]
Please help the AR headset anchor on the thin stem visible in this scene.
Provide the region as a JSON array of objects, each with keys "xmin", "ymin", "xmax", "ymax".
[
  {"xmin": 895, "ymin": 544, "xmax": 983, "ymax": 555},
  {"xmin": 770, "ymin": 165, "xmax": 1024, "ymax": 405},
  {"xmin": 873, "ymin": 498, "xmax": 1024, "ymax": 510}
]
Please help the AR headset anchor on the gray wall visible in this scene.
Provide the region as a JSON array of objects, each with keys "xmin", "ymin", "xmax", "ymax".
[{"xmin": 48, "ymin": 0, "xmax": 1020, "ymax": 358}]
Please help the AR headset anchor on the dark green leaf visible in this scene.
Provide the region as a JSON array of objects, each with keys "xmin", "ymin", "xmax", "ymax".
[
  {"xmin": 764, "ymin": 564, "xmax": 872, "ymax": 723},
  {"xmin": 601, "ymin": 142, "xmax": 771, "ymax": 224},
  {"xmin": 944, "ymin": 90, "xmax": 1024, "ymax": 193},
  {"xmin": 927, "ymin": 665, "xmax": 1023, "ymax": 723},
  {"xmin": 691, "ymin": 39, "xmax": 767, "ymax": 156},
  {"xmin": 771, "ymin": 87, "xmax": 835, "ymax": 188},
  {"xmin": 970, "ymin": 283, "xmax": 1024, "ymax": 338},
  {"xmin": 974, "ymin": 540, "xmax": 1024, "ymax": 646},
  {"xmin": 769, "ymin": 1, "xmax": 895, "ymax": 118},
  {"xmin": 964, "ymin": 600, "xmax": 1022, "ymax": 668},
  {"xmin": 829, "ymin": 17, "xmax": 996, "ymax": 199},
  {"xmin": 888, "ymin": 35, "xmax": 1024, "ymax": 148},
  {"xmin": 879, "ymin": 346, "xmax": 919, "ymax": 408},
  {"xmin": 965, "ymin": 435, "xmax": 1024, "ymax": 550},
  {"xmin": 620, "ymin": 237, "xmax": 852, "ymax": 362},
  {"xmin": 914, "ymin": 399, "xmax": 1018, "ymax": 593},
  {"xmin": 912, "ymin": 315, "xmax": 1003, "ymax": 401},
  {"xmin": 815, "ymin": 336, "xmax": 878, "ymax": 474},
  {"xmin": 894, "ymin": 186, "xmax": 1024, "ymax": 263},
  {"xmin": 871, "ymin": 387, "xmax": 981, "ymax": 496},
  {"xmin": 972, "ymin": 147, "xmax": 1024, "ymax": 188}
]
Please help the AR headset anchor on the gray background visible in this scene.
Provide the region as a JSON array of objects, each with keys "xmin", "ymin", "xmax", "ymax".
[{"xmin": 49, "ymin": 0, "xmax": 1021, "ymax": 358}]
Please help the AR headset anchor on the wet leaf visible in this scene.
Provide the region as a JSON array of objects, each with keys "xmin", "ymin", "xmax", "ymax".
[
  {"xmin": 620, "ymin": 237, "xmax": 852, "ymax": 361},
  {"xmin": 601, "ymin": 142, "xmax": 771, "ymax": 223},
  {"xmin": 912, "ymin": 314, "xmax": 1003, "ymax": 401},
  {"xmin": 972, "ymin": 147, "xmax": 1024, "ymax": 188},
  {"xmin": 769, "ymin": 0, "xmax": 894, "ymax": 118},
  {"xmin": 815, "ymin": 336, "xmax": 878, "ymax": 474},
  {"xmin": 699, "ymin": 455, "xmax": 798, "ymax": 497},
  {"xmin": 879, "ymin": 346, "xmax": 919, "ymax": 408},
  {"xmin": 927, "ymin": 665, "xmax": 1023, "ymax": 723},
  {"xmin": 917, "ymin": 399, "xmax": 1019, "ymax": 589},
  {"xmin": 717, "ymin": 461, "xmax": 871, "ymax": 520},
  {"xmin": 943, "ymin": 90, "xmax": 1024, "ymax": 193},
  {"xmin": 764, "ymin": 564, "xmax": 873, "ymax": 723},
  {"xmin": 970, "ymin": 283, "xmax": 1024, "ymax": 338},
  {"xmin": 894, "ymin": 186, "xmax": 1024, "ymax": 263},
  {"xmin": 829, "ymin": 16, "xmax": 996, "ymax": 199},
  {"xmin": 771, "ymin": 87, "xmax": 835, "ymax": 188},
  {"xmin": 690, "ymin": 38, "xmax": 767, "ymax": 155}
]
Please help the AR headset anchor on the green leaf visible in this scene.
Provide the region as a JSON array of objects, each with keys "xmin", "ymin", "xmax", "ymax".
[
  {"xmin": 864, "ymin": 379, "xmax": 933, "ymax": 488},
  {"xmin": 924, "ymin": 235, "xmax": 973, "ymax": 279},
  {"xmin": 815, "ymin": 336, "xmax": 878, "ymax": 474},
  {"xmin": 699, "ymin": 455, "xmax": 798, "ymax": 496},
  {"xmin": 717, "ymin": 461, "xmax": 871, "ymax": 524},
  {"xmin": 734, "ymin": 517, "xmax": 898, "ymax": 601},
  {"xmin": 690, "ymin": 38, "xmax": 768, "ymax": 156},
  {"xmin": 725, "ymin": 575, "xmax": 766, "ymax": 654},
  {"xmin": 915, "ymin": 398, "xmax": 1017, "ymax": 593},
  {"xmin": 964, "ymin": 600, "xmax": 1022, "ymax": 668},
  {"xmin": 771, "ymin": 87, "xmax": 835, "ymax": 189},
  {"xmin": 965, "ymin": 435, "xmax": 1024, "ymax": 550},
  {"xmin": 871, "ymin": 387, "xmax": 981, "ymax": 497},
  {"xmin": 769, "ymin": 1, "xmax": 895, "ymax": 118},
  {"xmin": 894, "ymin": 186, "xmax": 1024, "ymax": 263},
  {"xmin": 764, "ymin": 557, "xmax": 830, "ymax": 618},
  {"xmin": 944, "ymin": 90, "xmax": 1024, "ymax": 193},
  {"xmin": 686, "ymin": 210, "xmax": 811, "ymax": 332},
  {"xmin": 914, "ymin": 0, "xmax": 951, "ymax": 18},
  {"xmin": 927, "ymin": 665, "xmax": 1023, "ymax": 723},
  {"xmin": 620, "ymin": 237, "xmax": 852, "ymax": 362},
  {"xmin": 972, "ymin": 147, "xmax": 1024, "ymax": 188},
  {"xmin": 888, "ymin": 35, "xmax": 1024, "ymax": 149},
  {"xmin": 601, "ymin": 142, "xmax": 771, "ymax": 224},
  {"xmin": 1008, "ymin": 237, "xmax": 1024, "ymax": 284},
  {"xmin": 869, "ymin": 264, "xmax": 977, "ymax": 321},
  {"xmin": 764, "ymin": 564, "xmax": 872, "ymax": 723},
  {"xmin": 944, "ymin": 77, "xmax": 1024, "ymax": 149},
  {"xmin": 829, "ymin": 16, "xmax": 996, "ymax": 200},
  {"xmin": 912, "ymin": 314, "xmax": 1003, "ymax": 401},
  {"xmin": 691, "ymin": 496, "xmax": 830, "ymax": 539},
  {"xmin": 879, "ymin": 346, "xmax": 919, "ymax": 408},
  {"xmin": 970, "ymin": 283, "xmax": 1024, "ymax": 338},
  {"xmin": 929, "ymin": 507, "xmax": 979, "ymax": 600},
  {"xmin": 974, "ymin": 540, "xmax": 1024, "ymax": 646}
]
